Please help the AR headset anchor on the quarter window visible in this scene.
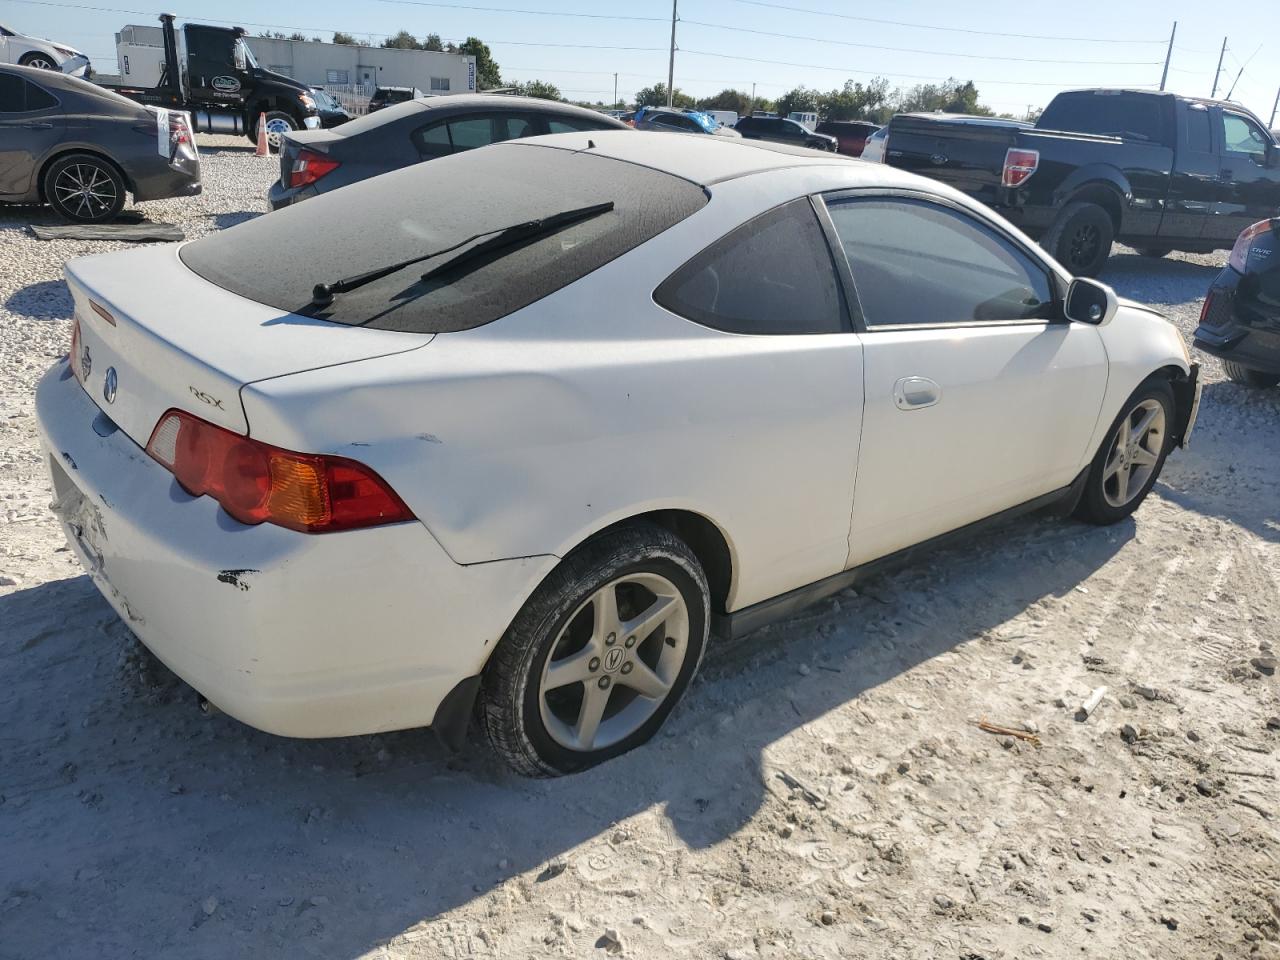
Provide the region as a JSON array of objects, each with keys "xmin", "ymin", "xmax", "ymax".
[
  {"xmin": 826, "ymin": 197, "xmax": 1054, "ymax": 327},
  {"xmin": 413, "ymin": 114, "xmax": 501, "ymax": 157},
  {"xmin": 654, "ymin": 199, "xmax": 846, "ymax": 335},
  {"xmin": 0, "ymin": 75, "xmax": 55, "ymax": 113},
  {"xmin": 546, "ymin": 117, "xmax": 604, "ymax": 134}
]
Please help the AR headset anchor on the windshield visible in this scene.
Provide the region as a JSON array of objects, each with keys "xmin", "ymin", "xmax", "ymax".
[{"xmin": 180, "ymin": 143, "xmax": 708, "ymax": 333}]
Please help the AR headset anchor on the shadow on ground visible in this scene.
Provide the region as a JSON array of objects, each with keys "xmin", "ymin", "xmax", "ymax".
[
  {"xmin": 4, "ymin": 279, "xmax": 72, "ymax": 321},
  {"xmin": 0, "ymin": 503, "xmax": 1132, "ymax": 959}
]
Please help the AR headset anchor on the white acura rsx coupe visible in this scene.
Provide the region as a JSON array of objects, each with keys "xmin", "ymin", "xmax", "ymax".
[{"xmin": 36, "ymin": 131, "xmax": 1200, "ymax": 776}]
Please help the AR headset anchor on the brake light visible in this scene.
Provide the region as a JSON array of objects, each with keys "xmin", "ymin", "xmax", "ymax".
[
  {"xmin": 1229, "ymin": 219, "xmax": 1274, "ymax": 273},
  {"xmin": 145, "ymin": 409, "xmax": 413, "ymax": 533},
  {"xmin": 288, "ymin": 148, "xmax": 340, "ymax": 189},
  {"xmin": 1002, "ymin": 147, "xmax": 1040, "ymax": 188},
  {"xmin": 1198, "ymin": 291, "xmax": 1214, "ymax": 325}
]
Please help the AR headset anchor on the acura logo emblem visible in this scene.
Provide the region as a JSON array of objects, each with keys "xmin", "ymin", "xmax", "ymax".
[
  {"xmin": 603, "ymin": 647, "xmax": 625, "ymax": 672},
  {"xmin": 103, "ymin": 366, "xmax": 117, "ymax": 404}
]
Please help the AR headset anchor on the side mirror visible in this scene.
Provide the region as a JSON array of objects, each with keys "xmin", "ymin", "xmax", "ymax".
[{"xmin": 1064, "ymin": 276, "xmax": 1118, "ymax": 326}]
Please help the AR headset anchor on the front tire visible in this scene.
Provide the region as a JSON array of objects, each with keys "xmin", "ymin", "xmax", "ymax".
[
  {"xmin": 43, "ymin": 153, "xmax": 126, "ymax": 223},
  {"xmin": 19, "ymin": 52, "xmax": 58, "ymax": 70},
  {"xmin": 1042, "ymin": 201, "xmax": 1115, "ymax": 278},
  {"xmin": 480, "ymin": 523, "xmax": 710, "ymax": 777},
  {"xmin": 247, "ymin": 111, "xmax": 298, "ymax": 151},
  {"xmin": 1223, "ymin": 360, "xmax": 1280, "ymax": 388},
  {"xmin": 1074, "ymin": 377, "xmax": 1175, "ymax": 525}
]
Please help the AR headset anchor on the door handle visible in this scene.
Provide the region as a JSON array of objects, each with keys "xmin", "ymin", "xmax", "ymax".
[
  {"xmin": 894, "ymin": 376, "xmax": 941, "ymax": 410},
  {"xmin": 23, "ymin": 122, "xmax": 53, "ymax": 129}
]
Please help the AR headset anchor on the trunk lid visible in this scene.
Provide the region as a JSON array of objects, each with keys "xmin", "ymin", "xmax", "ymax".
[
  {"xmin": 277, "ymin": 128, "xmax": 340, "ymax": 188},
  {"xmin": 66, "ymin": 244, "xmax": 428, "ymax": 447},
  {"xmin": 885, "ymin": 114, "xmax": 1020, "ymax": 205}
]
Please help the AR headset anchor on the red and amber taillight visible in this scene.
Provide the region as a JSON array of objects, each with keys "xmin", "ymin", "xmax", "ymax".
[
  {"xmin": 1228, "ymin": 219, "xmax": 1275, "ymax": 274},
  {"xmin": 145, "ymin": 409, "xmax": 413, "ymax": 533},
  {"xmin": 1001, "ymin": 147, "xmax": 1040, "ymax": 188},
  {"xmin": 288, "ymin": 148, "xmax": 340, "ymax": 189}
]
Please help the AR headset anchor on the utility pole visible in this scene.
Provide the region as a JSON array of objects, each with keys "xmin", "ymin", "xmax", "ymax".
[
  {"xmin": 1270, "ymin": 85, "xmax": 1279, "ymax": 127},
  {"xmin": 1159, "ymin": 21, "xmax": 1176, "ymax": 91},
  {"xmin": 748, "ymin": 81, "xmax": 756, "ymax": 117},
  {"xmin": 1210, "ymin": 37, "xmax": 1227, "ymax": 98},
  {"xmin": 613, "ymin": 73, "xmax": 618, "ymax": 109},
  {"xmin": 666, "ymin": 0, "xmax": 677, "ymax": 108}
]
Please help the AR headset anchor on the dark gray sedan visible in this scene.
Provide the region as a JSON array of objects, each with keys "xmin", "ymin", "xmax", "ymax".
[
  {"xmin": 268, "ymin": 94, "xmax": 627, "ymax": 210},
  {"xmin": 0, "ymin": 64, "xmax": 200, "ymax": 222}
]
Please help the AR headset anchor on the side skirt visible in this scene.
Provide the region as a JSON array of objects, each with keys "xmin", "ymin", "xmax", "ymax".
[{"xmin": 711, "ymin": 468, "xmax": 1090, "ymax": 642}]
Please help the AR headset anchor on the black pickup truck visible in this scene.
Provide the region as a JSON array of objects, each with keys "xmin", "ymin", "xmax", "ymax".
[{"xmin": 885, "ymin": 89, "xmax": 1280, "ymax": 275}]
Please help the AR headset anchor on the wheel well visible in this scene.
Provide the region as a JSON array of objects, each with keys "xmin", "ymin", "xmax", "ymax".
[
  {"xmin": 37, "ymin": 149, "xmax": 132, "ymax": 201},
  {"xmin": 1067, "ymin": 183, "xmax": 1123, "ymax": 232},
  {"xmin": 583, "ymin": 510, "xmax": 734, "ymax": 616}
]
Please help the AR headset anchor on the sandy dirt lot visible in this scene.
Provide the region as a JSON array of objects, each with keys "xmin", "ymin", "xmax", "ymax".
[{"xmin": 1, "ymin": 137, "xmax": 1278, "ymax": 960}]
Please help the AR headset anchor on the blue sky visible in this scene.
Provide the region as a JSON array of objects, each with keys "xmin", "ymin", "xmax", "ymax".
[{"xmin": 6, "ymin": 0, "xmax": 1278, "ymax": 120}]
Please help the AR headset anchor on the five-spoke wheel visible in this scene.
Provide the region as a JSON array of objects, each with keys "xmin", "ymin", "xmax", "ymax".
[{"xmin": 1076, "ymin": 376, "xmax": 1175, "ymax": 524}]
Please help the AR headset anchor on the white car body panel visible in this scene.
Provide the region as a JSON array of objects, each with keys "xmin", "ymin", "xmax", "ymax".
[
  {"xmin": 35, "ymin": 132, "xmax": 1196, "ymax": 740},
  {"xmin": 0, "ymin": 25, "xmax": 90, "ymax": 75}
]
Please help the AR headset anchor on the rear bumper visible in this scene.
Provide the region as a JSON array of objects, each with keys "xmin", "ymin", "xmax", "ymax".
[
  {"xmin": 131, "ymin": 160, "xmax": 202, "ymax": 202},
  {"xmin": 267, "ymin": 180, "xmax": 316, "ymax": 210},
  {"xmin": 1193, "ymin": 270, "xmax": 1280, "ymax": 376},
  {"xmin": 34, "ymin": 360, "xmax": 554, "ymax": 738}
]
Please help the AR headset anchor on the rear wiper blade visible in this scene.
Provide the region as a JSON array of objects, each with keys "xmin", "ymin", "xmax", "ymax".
[{"xmin": 309, "ymin": 201, "xmax": 614, "ymax": 309}]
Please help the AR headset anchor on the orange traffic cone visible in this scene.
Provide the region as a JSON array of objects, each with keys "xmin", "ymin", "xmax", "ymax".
[{"xmin": 254, "ymin": 113, "xmax": 269, "ymax": 157}]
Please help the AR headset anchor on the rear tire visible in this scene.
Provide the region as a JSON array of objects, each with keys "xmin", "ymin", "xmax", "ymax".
[
  {"xmin": 480, "ymin": 523, "xmax": 709, "ymax": 777},
  {"xmin": 1134, "ymin": 246, "xmax": 1172, "ymax": 258},
  {"xmin": 1074, "ymin": 376, "xmax": 1175, "ymax": 525},
  {"xmin": 19, "ymin": 52, "xmax": 58, "ymax": 70},
  {"xmin": 43, "ymin": 153, "xmax": 126, "ymax": 223},
  {"xmin": 1042, "ymin": 201, "xmax": 1115, "ymax": 278},
  {"xmin": 1223, "ymin": 360, "xmax": 1280, "ymax": 388}
]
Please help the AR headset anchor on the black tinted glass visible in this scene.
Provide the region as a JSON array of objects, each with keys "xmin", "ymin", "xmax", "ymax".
[
  {"xmin": 0, "ymin": 73, "xmax": 23, "ymax": 112},
  {"xmin": 1039, "ymin": 92, "xmax": 1164, "ymax": 143},
  {"xmin": 24, "ymin": 81, "xmax": 56, "ymax": 111},
  {"xmin": 827, "ymin": 197, "xmax": 1053, "ymax": 326},
  {"xmin": 1185, "ymin": 105, "xmax": 1211, "ymax": 152},
  {"xmin": 181, "ymin": 144, "xmax": 707, "ymax": 334},
  {"xmin": 654, "ymin": 199, "xmax": 845, "ymax": 335}
]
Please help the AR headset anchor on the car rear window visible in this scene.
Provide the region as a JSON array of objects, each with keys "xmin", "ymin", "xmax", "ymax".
[
  {"xmin": 1038, "ymin": 92, "xmax": 1166, "ymax": 143},
  {"xmin": 180, "ymin": 144, "xmax": 708, "ymax": 334}
]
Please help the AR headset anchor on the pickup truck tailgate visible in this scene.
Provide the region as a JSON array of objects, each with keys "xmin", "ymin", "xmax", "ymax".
[{"xmin": 886, "ymin": 115, "xmax": 1020, "ymax": 204}]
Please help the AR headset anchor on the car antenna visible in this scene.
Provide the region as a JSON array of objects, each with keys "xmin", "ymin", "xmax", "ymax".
[{"xmin": 586, "ymin": 139, "xmax": 596, "ymax": 149}]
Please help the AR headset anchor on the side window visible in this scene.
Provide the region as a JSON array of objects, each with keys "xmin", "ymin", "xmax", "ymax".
[
  {"xmin": 447, "ymin": 116, "xmax": 494, "ymax": 151},
  {"xmin": 415, "ymin": 120, "xmax": 451, "ymax": 158},
  {"xmin": 1185, "ymin": 105, "xmax": 1211, "ymax": 152},
  {"xmin": 546, "ymin": 116, "xmax": 603, "ymax": 134},
  {"xmin": 1222, "ymin": 113, "xmax": 1269, "ymax": 162},
  {"xmin": 413, "ymin": 115, "xmax": 499, "ymax": 157},
  {"xmin": 0, "ymin": 74, "xmax": 25, "ymax": 113},
  {"xmin": 25, "ymin": 81, "xmax": 56, "ymax": 111},
  {"xmin": 654, "ymin": 198, "xmax": 846, "ymax": 335},
  {"xmin": 499, "ymin": 115, "xmax": 536, "ymax": 140},
  {"xmin": 826, "ymin": 197, "xmax": 1054, "ymax": 327}
]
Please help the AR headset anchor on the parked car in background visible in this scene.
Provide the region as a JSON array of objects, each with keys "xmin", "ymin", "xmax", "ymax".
[
  {"xmin": 0, "ymin": 22, "xmax": 90, "ymax": 76},
  {"xmin": 368, "ymin": 86, "xmax": 423, "ymax": 112},
  {"xmin": 1194, "ymin": 218, "xmax": 1280, "ymax": 388},
  {"xmin": 0, "ymin": 65, "xmax": 200, "ymax": 222},
  {"xmin": 703, "ymin": 109, "xmax": 738, "ymax": 128},
  {"xmin": 40, "ymin": 131, "xmax": 1198, "ymax": 776},
  {"xmin": 269, "ymin": 94, "xmax": 628, "ymax": 209},
  {"xmin": 633, "ymin": 107, "xmax": 740, "ymax": 137},
  {"xmin": 735, "ymin": 115, "xmax": 836, "ymax": 151},
  {"xmin": 885, "ymin": 89, "xmax": 1280, "ymax": 276},
  {"xmin": 309, "ymin": 87, "xmax": 350, "ymax": 128},
  {"xmin": 787, "ymin": 111, "xmax": 818, "ymax": 129},
  {"xmin": 860, "ymin": 126, "xmax": 888, "ymax": 163},
  {"xmin": 815, "ymin": 120, "xmax": 880, "ymax": 157}
]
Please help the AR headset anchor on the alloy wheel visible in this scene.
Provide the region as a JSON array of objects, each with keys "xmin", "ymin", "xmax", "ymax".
[
  {"xmin": 53, "ymin": 164, "xmax": 118, "ymax": 220},
  {"xmin": 25, "ymin": 56, "xmax": 56, "ymax": 69},
  {"xmin": 1069, "ymin": 223, "xmax": 1101, "ymax": 270},
  {"xmin": 537, "ymin": 572, "xmax": 689, "ymax": 752},
  {"xmin": 1102, "ymin": 398, "xmax": 1165, "ymax": 508}
]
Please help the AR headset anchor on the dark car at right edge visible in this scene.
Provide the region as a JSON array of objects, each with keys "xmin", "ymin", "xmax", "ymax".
[{"xmin": 1194, "ymin": 218, "xmax": 1280, "ymax": 388}]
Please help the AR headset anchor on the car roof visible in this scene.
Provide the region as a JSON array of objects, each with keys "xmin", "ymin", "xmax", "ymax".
[
  {"xmin": 507, "ymin": 129, "xmax": 920, "ymax": 188},
  {"xmin": 356, "ymin": 94, "xmax": 630, "ymax": 128}
]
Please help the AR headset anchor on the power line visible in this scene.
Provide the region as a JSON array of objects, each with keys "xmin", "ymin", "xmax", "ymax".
[
  {"xmin": 680, "ymin": 19, "xmax": 1164, "ymax": 65},
  {"xmin": 680, "ymin": 48, "xmax": 1160, "ymax": 88},
  {"xmin": 721, "ymin": 0, "xmax": 1167, "ymax": 44},
  {"xmin": 374, "ymin": 0, "xmax": 666, "ymax": 22}
]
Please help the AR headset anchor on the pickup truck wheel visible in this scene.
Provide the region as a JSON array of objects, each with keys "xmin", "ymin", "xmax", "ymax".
[
  {"xmin": 1074, "ymin": 376, "xmax": 1174, "ymax": 525},
  {"xmin": 1043, "ymin": 201, "xmax": 1114, "ymax": 278},
  {"xmin": 1134, "ymin": 247, "xmax": 1173, "ymax": 258},
  {"xmin": 248, "ymin": 111, "xmax": 297, "ymax": 151},
  {"xmin": 480, "ymin": 523, "xmax": 709, "ymax": 777},
  {"xmin": 43, "ymin": 153, "xmax": 126, "ymax": 223},
  {"xmin": 1222, "ymin": 360, "xmax": 1280, "ymax": 388},
  {"xmin": 19, "ymin": 52, "xmax": 58, "ymax": 70}
]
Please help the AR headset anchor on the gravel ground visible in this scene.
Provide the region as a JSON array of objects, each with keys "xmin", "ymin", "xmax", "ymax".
[{"xmin": 2, "ymin": 137, "xmax": 1278, "ymax": 960}]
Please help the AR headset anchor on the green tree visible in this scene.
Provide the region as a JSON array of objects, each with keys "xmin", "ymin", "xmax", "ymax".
[
  {"xmin": 818, "ymin": 78, "xmax": 889, "ymax": 121},
  {"xmin": 288, "ymin": 32, "xmax": 308, "ymax": 42},
  {"xmin": 458, "ymin": 37, "xmax": 501, "ymax": 89},
  {"xmin": 634, "ymin": 83, "xmax": 694, "ymax": 109},
  {"xmin": 383, "ymin": 30, "xmax": 423, "ymax": 50},
  {"xmin": 775, "ymin": 85, "xmax": 820, "ymax": 118},
  {"xmin": 332, "ymin": 31, "xmax": 357, "ymax": 45},
  {"xmin": 511, "ymin": 79, "xmax": 562, "ymax": 101},
  {"xmin": 424, "ymin": 33, "xmax": 444, "ymax": 52},
  {"xmin": 894, "ymin": 79, "xmax": 990, "ymax": 116},
  {"xmin": 696, "ymin": 88, "xmax": 751, "ymax": 115}
]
